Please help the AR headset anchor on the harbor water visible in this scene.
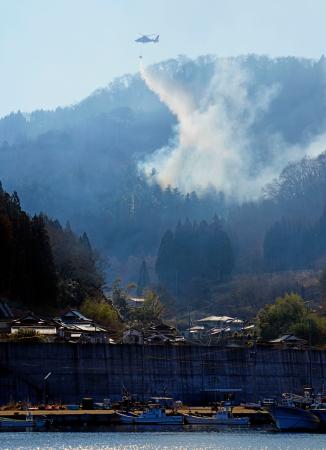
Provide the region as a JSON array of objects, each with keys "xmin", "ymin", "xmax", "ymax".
[{"xmin": 0, "ymin": 430, "xmax": 325, "ymax": 450}]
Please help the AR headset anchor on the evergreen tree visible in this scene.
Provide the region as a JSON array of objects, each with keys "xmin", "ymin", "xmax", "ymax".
[
  {"xmin": 156, "ymin": 219, "xmax": 234, "ymax": 296},
  {"xmin": 0, "ymin": 186, "xmax": 57, "ymax": 307},
  {"xmin": 137, "ymin": 260, "xmax": 150, "ymax": 296},
  {"xmin": 29, "ymin": 215, "xmax": 58, "ymax": 306},
  {"xmin": 0, "ymin": 183, "xmax": 104, "ymax": 309},
  {"xmin": 155, "ymin": 230, "xmax": 176, "ymax": 287},
  {"xmin": 80, "ymin": 232, "xmax": 92, "ymax": 252}
]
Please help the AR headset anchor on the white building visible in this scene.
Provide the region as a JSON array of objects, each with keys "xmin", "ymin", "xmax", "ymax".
[
  {"xmin": 126, "ymin": 297, "xmax": 145, "ymax": 309},
  {"xmin": 11, "ymin": 313, "xmax": 57, "ymax": 336},
  {"xmin": 197, "ymin": 315, "xmax": 244, "ymax": 331}
]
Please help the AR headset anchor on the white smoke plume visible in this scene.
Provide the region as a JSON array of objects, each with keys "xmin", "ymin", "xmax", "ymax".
[{"xmin": 139, "ymin": 59, "xmax": 326, "ymax": 201}]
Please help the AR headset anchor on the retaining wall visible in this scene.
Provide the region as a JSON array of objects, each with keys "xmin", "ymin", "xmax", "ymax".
[{"xmin": 0, "ymin": 343, "xmax": 325, "ymax": 404}]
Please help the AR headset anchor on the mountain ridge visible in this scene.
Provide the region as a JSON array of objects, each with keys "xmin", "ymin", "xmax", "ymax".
[{"xmin": 0, "ymin": 54, "xmax": 326, "ymax": 281}]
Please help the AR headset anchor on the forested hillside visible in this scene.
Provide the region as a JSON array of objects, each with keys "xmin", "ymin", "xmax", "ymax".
[
  {"xmin": 156, "ymin": 219, "xmax": 233, "ymax": 295},
  {"xmin": 0, "ymin": 183, "xmax": 57, "ymax": 307},
  {"xmin": 0, "ymin": 184, "xmax": 104, "ymax": 309},
  {"xmin": 1, "ymin": 54, "xmax": 326, "ymax": 311}
]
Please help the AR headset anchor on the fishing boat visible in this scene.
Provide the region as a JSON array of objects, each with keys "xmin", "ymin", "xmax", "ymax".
[
  {"xmin": 310, "ymin": 403, "xmax": 326, "ymax": 428},
  {"xmin": 240, "ymin": 401, "xmax": 262, "ymax": 410},
  {"xmin": 0, "ymin": 412, "xmax": 46, "ymax": 429},
  {"xmin": 269, "ymin": 388, "xmax": 325, "ymax": 431},
  {"xmin": 117, "ymin": 406, "xmax": 183, "ymax": 424},
  {"xmin": 184, "ymin": 404, "xmax": 250, "ymax": 426},
  {"xmin": 270, "ymin": 405, "xmax": 320, "ymax": 431},
  {"xmin": 309, "ymin": 393, "xmax": 326, "ymax": 429}
]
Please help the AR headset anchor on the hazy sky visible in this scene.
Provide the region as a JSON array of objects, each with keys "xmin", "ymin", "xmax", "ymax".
[{"xmin": 0, "ymin": 0, "xmax": 325, "ymax": 118}]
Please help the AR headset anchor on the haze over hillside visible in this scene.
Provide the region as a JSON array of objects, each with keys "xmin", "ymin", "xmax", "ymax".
[{"xmin": 1, "ymin": 54, "xmax": 326, "ymax": 287}]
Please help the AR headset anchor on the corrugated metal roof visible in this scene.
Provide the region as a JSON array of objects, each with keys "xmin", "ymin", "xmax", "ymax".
[
  {"xmin": 197, "ymin": 316, "xmax": 236, "ymax": 322},
  {"xmin": 270, "ymin": 334, "xmax": 305, "ymax": 343},
  {"xmin": 62, "ymin": 309, "xmax": 89, "ymax": 321},
  {"xmin": 63, "ymin": 323, "xmax": 107, "ymax": 333}
]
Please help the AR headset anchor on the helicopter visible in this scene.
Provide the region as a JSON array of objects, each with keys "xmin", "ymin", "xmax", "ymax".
[{"xmin": 135, "ymin": 34, "xmax": 159, "ymax": 44}]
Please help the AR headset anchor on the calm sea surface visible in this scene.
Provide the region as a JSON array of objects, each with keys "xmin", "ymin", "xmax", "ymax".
[{"xmin": 0, "ymin": 431, "xmax": 325, "ymax": 450}]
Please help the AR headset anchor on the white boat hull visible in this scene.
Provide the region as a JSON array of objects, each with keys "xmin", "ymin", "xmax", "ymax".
[
  {"xmin": 184, "ymin": 414, "xmax": 249, "ymax": 426},
  {"xmin": 117, "ymin": 412, "xmax": 183, "ymax": 425}
]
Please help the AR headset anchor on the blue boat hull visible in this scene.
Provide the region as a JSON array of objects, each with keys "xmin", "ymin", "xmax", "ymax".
[
  {"xmin": 271, "ymin": 406, "xmax": 320, "ymax": 431},
  {"xmin": 310, "ymin": 409, "xmax": 326, "ymax": 429}
]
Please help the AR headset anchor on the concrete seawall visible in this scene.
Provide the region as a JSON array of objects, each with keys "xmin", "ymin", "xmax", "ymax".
[{"xmin": 0, "ymin": 343, "xmax": 325, "ymax": 404}]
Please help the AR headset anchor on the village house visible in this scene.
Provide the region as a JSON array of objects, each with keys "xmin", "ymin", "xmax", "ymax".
[
  {"xmin": 146, "ymin": 322, "xmax": 177, "ymax": 339},
  {"xmin": 197, "ymin": 315, "xmax": 244, "ymax": 331},
  {"xmin": 184, "ymin": 325, "xmax": 206, "ymax": 342},
  {"xmin": 54, "ymin": 309, "xmax": 115, "ymax": 344},
  {"xmin": 145, "ymin": 333, "xmax": 172, "ymax": 345},
  {"xmin": 10, "ymin": 313, "xmax": 58, "ymax": 339},
  {"xmin": 9, "ymin": 309, "xmax": 115, "ymax": 344},
  {"xmin": 122, "ymin": 320, "xmax": 184, "ymax": 345},
  {"xmin": 184, "ymin": 315, "xmax": 245, "ymax": 344},
  {"xmin": 269, "ymin": 334, "xmax": 307, "ymax": 348},
  {"xmin": 122, "ymin": 328, "xmax": 144, "ymax": 345}
]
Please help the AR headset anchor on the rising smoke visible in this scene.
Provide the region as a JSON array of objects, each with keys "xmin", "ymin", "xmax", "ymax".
[{"xmin": 139, "ymin": 58, "xmax": 326, "ymax": 201}]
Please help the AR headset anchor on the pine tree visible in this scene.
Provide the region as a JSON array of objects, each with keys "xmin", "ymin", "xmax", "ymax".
[
  {"xmin": 156, "ymin": 219, "xmax": 234, "ymax": 295},
  {"xmin": 80, "ymin": 232, "xmax": 92, "ymax": 252},
  {"xmin": 156, "ymin": 230, "xmax": 176, "ymax": 287},
  {"xmin": 137, "ymin": 260, "xmax": 150, "ymax": 296}
]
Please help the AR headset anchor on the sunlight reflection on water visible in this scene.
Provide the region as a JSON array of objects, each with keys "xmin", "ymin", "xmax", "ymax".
[{"xmin": 0, "ymin": 431, "xmax": 325, "ymax": 450}]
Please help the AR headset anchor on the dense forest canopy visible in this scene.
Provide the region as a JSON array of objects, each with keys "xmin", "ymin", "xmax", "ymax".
[
  {"xmin": 0, "ymin": 183, "xmax": 57, "ymax": 307},
  {"xmin": 156, "ymin": 219, "xmax": 233, "ymax": 295},
  {"xmin": 264, "ymin": 206, "xmax": 326, "ymax": 272},
  {"xmin": 0, "ymin": 184, "xmax": 104, "ymax": 309}
]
